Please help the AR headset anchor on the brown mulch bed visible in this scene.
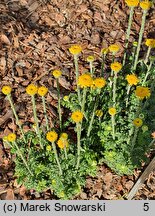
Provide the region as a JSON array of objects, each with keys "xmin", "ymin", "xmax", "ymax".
[{"xmin": 0, "ymin": 0, "xmax": 155, "ymax": 200}]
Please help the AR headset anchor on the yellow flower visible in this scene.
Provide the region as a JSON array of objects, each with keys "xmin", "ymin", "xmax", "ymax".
[
  {"xmin": 46, "ymin": 131, "xmax": 58, "ymax": 142},
  {"xmin": 142, "ymin": 125, "xmax": 148, "ymax": 132},
  {"xmin": 78, "ymin": 73, "xmax": 93, "ymax": 88},
  {"xmin": 125, "ymin": 0, "xmax": 139, "ymax": 7},
  {"xmin": 110, "ymin": 62, "xmax": 122, "ymax": 72},
  {"xmin": 71, "ymin": 110, "xmax": 84, "ymax": 123},
  {"xmin": 60, "ymin": 133, "xmax": 68, "ymax": 140},
  {"xmin": 2, "ymin": 136, "xmax": 8, "ymax": 142},
  {"xmin": 133, "ymin": 118, "xmax": 143, "ymax": 127},
  {"xmin": 140, "ymin": 1, "xmax": 152, "ymax": 10},
  {"xmin": 52, "ymin": 70, "xmax": 62, "ymax": 79},
  {"xmin": 145, "ymin": 39, "xmax": 155, "ymax": 48},
  {"xmin": 57, "ymin": 139, "xmax": 68, "ymax": 149},
  {"xmin": 126, "ymin": 74, "xmax": 139, "ymax": 86},
  {"xmin": 108, "ymin": 107, "xmax": 116, "ymax": 116},
  {"xmin": 7, "ymin": 133, "xmax": 16, "ymax": 142},
  {"xmin": 63, "ymin": 96, "xmax": 69, "ymax": 101},
  {"xmin": 69, "ymin": 45, "xmax": 82, "ymax": 55},
  {"xmin": 46, "ymin": 145, "xmax": 52, "ymax": 151},
  {"xmin": 133, "ymin": 41, "xmax": 138, "ymax": 47},
  {"xmin": 101, "ymin": 48, "xmax": 108, "ymax": 55},
  {"xmin": 96, "ymin": 110, "xmax": 103, "ymax": 117},
  {"xmin": 93, "ymin": 78, "xmax": 106, "ymax": 89},
  {"xmin": 38, "ymin": 86, "xmax": 48, "ymax": 97},
  {"xmin": 26, "ymin": 84, "xmax": 38, "ymax": 96},
  {"xmin": 108, "ymin": 44, "xmax": 120, "ymax": 53},
  {"xmin": 2, "ymin": 86, "xmax": 12, "ymax": 95},
  {"xmin": 135, "ymin": 86, "xmax": 151, "ymax": 99},
  {"xmin": 87, "ymin": 55, "xmax": 95, "ymax": 62}
]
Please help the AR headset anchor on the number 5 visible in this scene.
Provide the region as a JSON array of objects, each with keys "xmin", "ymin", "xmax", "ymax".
[{"xmin": 143, "ymin": 203, "xmax": 149, "ymax": 211}]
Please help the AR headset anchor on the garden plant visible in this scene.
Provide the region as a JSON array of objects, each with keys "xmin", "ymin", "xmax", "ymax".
[{"xmin": 1, "ymin": 0, "xmax": 155, "ymax": 199}]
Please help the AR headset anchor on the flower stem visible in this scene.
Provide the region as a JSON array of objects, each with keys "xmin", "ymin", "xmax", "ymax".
[
  {"xmin": 42, "ymin": 96, "xmax": 49, "ymax": 131},
  {"xmin": 111, "ymin": 115, "xmax": 115, "ymax": 140},
  {"xmin": 123, "ymin": 6, "xmax": 134, "ymax": 66},
  {"xmin": 90, "ymin": 61, "xmax": 93, "ymax": 76},
  {"xmin": 126, "ymin": 85, "xmax": 131, "ymax": 107},
  {"xmin": 7, "ymin": 95, "xmax": 26, "ymax": 142},
  {"xmin": 87, "ymin": 102, "xmax": 97, "ymax": 137},
  {"xmin": 76, "ymin": 122, "xmax": 82, "ymax": 170},
  {"xmin": 113, "ymin": 72, "xmax": 117, "ymax": 105},
  {"xmin": 74, "ymin": 55, "xmax": 81, "ymax": 104},
  {"xmin": 142, "ymin": 60, "xmax": 153, "ymax": 86},
  {"xmin": 64, "ymin": 146, "xmax": 68, "ymax": 159},
  {"xmin": 133, "ymin": 10, "xmax": 147, "ymax": 71},
  {"xmin": 101, "ymin": 54, "xmax": 106, "ymax": 77},
  {"xmin": 144, "ymin": 46, "xmax": 151, "ymax": 65},
  {"xmin": 56, "ymin": 78, "xmax": 62, "ymax": 131},
  {"xmin": 13, "ymin": 141, "xmax": 33, "ymax": 176},
  {"xmin": 131, "ymin": 127, "xmax": 139, "ymax": 151},
  {"xmin": 52, "ymin": 141, "xmax": 62, "ymax": 175},
  {"xmin": 81, "ymin": 87, "xmax": 87, "ymax": 113},
  {"xmin": 31, "ymin": 95, "xmax": 43, "ymax": 149}
]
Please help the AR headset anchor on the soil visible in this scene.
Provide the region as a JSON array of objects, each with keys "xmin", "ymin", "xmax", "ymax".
[{"xmin": 0, "ymin": 0, "xmax": 155, "ymax": 200}]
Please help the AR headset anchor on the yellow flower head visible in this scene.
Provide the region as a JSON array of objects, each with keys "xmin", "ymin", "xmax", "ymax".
[
  {"xmin": 145, "ymin": 39, "xmax": 155, "ymax": 48},
  {"xmin": 69, "ymin": 45, "xmax": 82, "ymax": 55},
  {"xmin": 135, "ymin": 86, "xmax": 151, "ymax": 99},
  {"xmin": 87, "ymin": 55, "xmax": 95, "ymax": 62},
  {"xmin": 52, "ymin": 70, "xmax": 62, "ymax": 79},
  {"xmin": 60, "ymin": 133, "xmax": 68, "ymax": 140},
  {"xmin": 126, "ymin": 74, "xmax": 139, "ymax": 86},
  {"xmin": 108, "ymin": 107, "xmax": 117, "ymax": 116},
  {"xmin": 57, "ymin": 139, "xmax": 69, "ymax": 149},
  {"xmin": 140, "ymin": 1, "xmax": 152, "ymax": 10},
  {"xmin": 46, "ymin": 131, "xmax": 58, "ymax": 142},
  {"xmin": 63, "ymin": 95, "xmax": 69, "ymax": 101},
  {"xmin": 7, "ymin": 133, "xmax": 16, "ymax": 142},
  {"xmin": 71, "ymin": 110, "xmax": 84, "ymax": 123},
  {"xmin": 93, "ymin": 78, "xmax": 106, "ymax": 88},
  {"xmin": 26, "ymin": 84, "xmax": 38, "ymax": 96},
  {"xmin": 2, "ymin": 136, "xmax": 8, "ymax": 142},
  {"xmin": 101, "ymin": 48, "xmax": 108, "ymax": 55},
  {"xmin": 110, "ymin": 62, "xmax": 122, "ymax": 72},
  {"xmin": 125, "ymin": 0, "xmax": 139, "ymax": 7},
  {"xmin": 46, "ymin": 145, "xmax": 52, "ymax": 151},
  {"xmin": 2, "ymin": 86, "xmax": 12, "ymax": 95},
  {"xmin": 96, "ymin": 110, "xmax": 103, "ymax": 118},
  {"xmin": 108, "ymin": 44, "xmax": 120, "ymax": 53},
  {"xmin": 133, "ymin": 118, "xmax": 143, "ymax": 127},
  {"xmin": 38, "ymin": 86, "xmax": 48, "ymax": 97},
  {"xmin": 133, "ymin": 41, "xmax": 138, "ymax": 47},
  {"xmin": 78, "ymin": 73, "xmax": 93, "ymax": 88}
]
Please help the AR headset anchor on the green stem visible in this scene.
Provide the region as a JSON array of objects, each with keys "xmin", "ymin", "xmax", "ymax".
[
  {"xmin": 87, "ymin": 100, "xmax": 97, "ymax": 137},
  {"xmin": 7, "ymin": 95, "xmax": 26, "ymax": 142},
  {"xmin": 113, "ymin": 72, "xmax": 117, "ymax": 105},
  {"xmin": 42, "ymin": 96, "xmax": 49, "ymax": 131},
  {"xmin": 56, "ymin": 79, "xmax": 62, "ymax": 131},
  {"xmin": 133, "ymin": 10, "xmax": 147, "ymax": 71},
  {"xmin": 111, "ymin": 115, "xmax": 115, "ymax": 140},
  {"xmin": 81, "ymin": 88, "xmax": 87, "ymax": 113},
  {"xmin": 90, "ymin": 61, "xmax": 93, "ymax": 76},
  {"xmin": 64, "ymin": 146, "xmax": 68, "ymax": 160},
  {"xmin": 74, "ymin": 55, "xmax": 81, "ymax": 104},
  {"xmin": 52, "ymin": 141, "xmax": 62, "ymax": 175},
  {"xmin": 142, "ymin": 60, "xmax": 153, "ymax": 86},
  {"xmin": 131, "ymin": 127, "xmax": 139, "ymax": 151},
  {"xmin": 76, "ymin": 122, "xmax": 82, "ymax": 170},
  {"xmin": 126, "ymin": 85, "xmax": 131, "ymax": 107},
  {"xmin": 13, "ymin": 141, "xmax": 33, "ymax": 176},
  {"xmin": 31, "ymin": 95, "xmax": 43, "ymax": 149},
  {"xmin": 144, "ymin": 46, "xmax": 151, "ymax": 65},
  {"xmin": 101, "ymin": 54, "xmax": 106, "ymax": 77},
  {"xmin": 123, "ymin": 7, "xmax": 134, "ymax": 66}
]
